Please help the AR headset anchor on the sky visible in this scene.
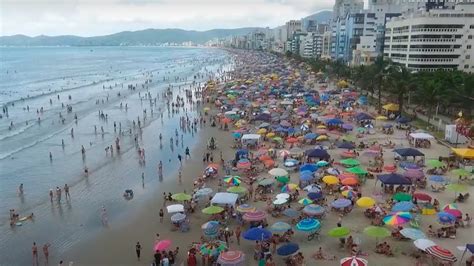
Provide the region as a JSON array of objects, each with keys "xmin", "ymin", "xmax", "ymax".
[{"xmin": 1, "ymin": 0, "xmax": 335, "ymax": 37}]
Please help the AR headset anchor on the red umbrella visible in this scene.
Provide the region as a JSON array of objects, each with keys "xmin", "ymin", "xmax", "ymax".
[
  {"xmin": 217, "ymin": 250, "xmax": 245, "ymax": 265},
  {"xmin": 340, "ymin": 256, "xmax": 368, "ymax": 266},
  {"xmin": 413, "ymin": 192, "xmax": 432, "ymax": 202},
  {"xmin": 341, "ymin": 177, "xmax": 359, "ymax": 186},
  {"xmin": 286, "ymin": 137, "xmax": 298, "ymax": 143},
  {"xmin": 425, "ymin": 246, "xmax": 457, "ymax": 262},
  {"xmin": 339, "ymin": 172, "xmax": 357, "ymax": 180},
  {"xmin": 154, "ymin": 240, "xmax": 172, "ymax": 251},
  {"xmin": 445, "ymin": 209, "xmax": 462, "ymax": 218},
  {"xmin": 243, "ymin": 210, "xmax": 266, "ymax": 222},
  {"xmin": 383, "ymin": 164, "xmax": 396, "ymax": 173}
]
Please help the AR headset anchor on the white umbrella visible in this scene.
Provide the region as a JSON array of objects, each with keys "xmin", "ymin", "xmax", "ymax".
[
  {"xmin": 276, "ymin": 193, "xmax": 290, "ymax": 199},
  {"xmin": 269, "ymin": 168, "xmax": 288, "ymax": 176},
  {"xmin": 273, "ymin": 198, "xmax": 288, "ymax": 205},
  {"xmin": 414, "ymin": 239, "xmax": 436, "ymax": 251},
  {"xmin": 166, "ymin": 204, "xmax": 184, "ymax": 213}
]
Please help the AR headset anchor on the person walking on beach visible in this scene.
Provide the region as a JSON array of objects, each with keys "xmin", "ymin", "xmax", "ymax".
[
  {"xmin": 235, "ymin": 225, "xmax": 241, "ymax": 245},
  {"xmin": 64, "ymin": 184, "xmax": 70, "ymax": 200},
  {"xmin": 159, "ymin": 209, "xmax": 164, "ymax": 223},
  {"xmin": 135, "ymin": 242, "xmax": 142, "ymax": 261},
  {"xmin": 32, "ymin": 242, "xmax": 39, "ymax": 266},
  {"xmin": 185, "ymin": 147, "xmax": 190, "ymax": 159},
  {"xmin": 178, "ymin": 171, "xmax": 182, "ymax": 184},
  {"xmin": 18, "ymin": 183, "xmax": 24, "ymax": 195},
  {"xmin": 56, "ymin": 187, "xmax": 62, "ymax": 203},
  {"xmin": 100, "ymin": 205, "xmax": 108, "ymax": 226},
  {"xmin": 42, "ymin": 243, "xmax": 50, "ymax": 265},
  {"xmin": 49, "ymin": 189, "xmax": 53, "ymax": 202},
  {"xmin": 178, "ymin": 154, "xmax": 182, "ymax": 166}
]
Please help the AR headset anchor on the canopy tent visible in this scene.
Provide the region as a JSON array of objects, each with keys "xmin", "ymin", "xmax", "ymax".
[
  {"xmin": 451, "ymin": 148, "xmax": 474, "ymax": 159},
  {"xmin": 211, "ymin": 192, "xmax": 239, "ymax": 206},
  {"xmin": 241, "ymin": 134, "xmax": 261, "ymax": 145},
  {"xmin": 393, "ymin": 148, "xmax": 424, "ymax": 157},
  {"xmin": 166, "ymin": 204, "xmax": 185, "ymax": 213},
  {"xmin": 383, "ymin": 103, "xmax": 400, "ymax": 112},
  {"xmin": 305, "ymin": 148, "xmax": 330, "ymax": 159},
  {"xmin": 377, "ymin": 173, "xmax": 412, "ymax": 185},
  {"xmin": 409, "ymin": 132, "xmax": 434, "ymax": 140}
]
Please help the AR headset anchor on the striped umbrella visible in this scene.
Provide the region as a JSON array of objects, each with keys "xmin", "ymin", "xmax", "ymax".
[
  {"xmin": 298, "ymin": 198, "xmax": 313, "ymax": 206},
  {"xmin": 281, "ymin": 183, "xmax": 299, "ymax": 192},
  {"xmin": 217, "ymin": 250, "xmax": 245, "ymax": 266},
  {"xmin": 296, "ymin": 218, "xmax": 320, "ymax": 232},
  {"xmin": 425, "ymin": 246, "xmax": 457, "ymax": 262},
  {"xmin": 236, "ymin": 204, "xmax": 256, "ymax": 213},
  {"xmin": 303, "ymin": 204, "xmax": 326, "ymax": 216},
  {"xmin": 269, "ymin": 222, "xmax": 292, "ymax": 232},
  {"xmin": 383, "ymin": 212, "xmax": 412, "ymax": 226},
  {"xmin": 236, "ymin": 159, "xmax": 251, "ymax": 169},
  {"xmin": 223, "ymin": 176, "xmax": 242, "ymax": 186},
  {"xmin": 340, "ymin": 256, "xmax": 368, "ymax": 266},
  {"xmin": 242, "ymin": 210, "xmax": 266, "ymax": 222}
]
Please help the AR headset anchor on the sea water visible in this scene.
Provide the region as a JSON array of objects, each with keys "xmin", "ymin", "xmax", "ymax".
[{"xmin": 0, "ymin": 46, "xmax": 231, "ymax": 264}]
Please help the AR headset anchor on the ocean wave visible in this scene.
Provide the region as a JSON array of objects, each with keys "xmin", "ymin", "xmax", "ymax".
[{"xmin": 0, "ymin": 122, "xmax": 35, "ymax": 141}]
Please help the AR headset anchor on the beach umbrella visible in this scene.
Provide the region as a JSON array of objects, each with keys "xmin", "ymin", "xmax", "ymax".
[
  {"xmin": 383, "ymin": 212, "xmax": 412, "ymax": 226},
  {"xmin": 281, "ymin": 183, "xmax": 299, "ymax": 192},
  {"xmin": 242, "ymin": 210, "xmax": 266, "ymax": 222},
  {"xmin": 258, "ymin": 178, "xmax": 275, "ymax": 186},
  {"xmin": 307, "ymin": 192, "xmax": 323, "ymax": 200},
  {"xmin": 236, "ymin": 159, "xmax": 251, "ymax": 169},
  {"xmin": 259, "ymin": 155, "xmax": 272, "ymax": 162},
  {"xmin": 154, "ymin": 240, "xmax": 172, "ymax": 251},
  {"xmin": 284, "ymin": 159, "xmax": 299, "ymax": 168},
  {"xmin": 328, "ymin": 226, "xmax": 351, "ymax": 238},
  {"xmin": 195, "ymin": 188, "xmax": 213, "ymax": 198},
  {"xmin": 201, "ymin": 220, "xmax": 220, "ymax": 230},
  {"xmin": 199, "ymin": 241, "xmax": 227, "ymax": 256},
  {"xmin": 346, "ymin": 167, "xmax": 368, "ymax": 175},
  {"xmin": 341, "ymin": 177, "xmax": 359, "ymax": 186},
  {"xmin": 323, "ymin": 175, "xmax": 339, "ymax": 185},
  {"xmin": 383, "ymin": 164, "xmax": 397, "ymax": 172},
  {"xmin": 404, "ymin": 169, "xmax": 424, "ymax": 179},
  {"xmin": 400, "ymin": 228, "xmax": 426, "ymax": 240},
  {"xmin": 443, "ymin": 203, "xmax": 459, "ymax": 210},
  {"xmin": 257, "ymin": 128, "xmax": 267, "ymax": 134},
  {"xmin": 429, "ymin": 175, "xmax": 446, "ymax": 183},
  {"xmin": 170, "ymin": 213, "xmax": 186, "ymax": 223},
  {"xmin": 270, "ymin": 222, "xmax": 292, "ymax": 232},
  {"xmin": 304, "ymin": 184, "xmax": 322, "ymax": 193},
  {"xmin": 276, "ymin": 193, "xmax": 290, "ymax": 199},
  {"xmin": 217, "ymin": 250, "xmax": 245, "ymax": 266},
  {"xmin": 339, "ymin": 172, "xmax": 357, "ymax": 180},
  {"xmin": 363, "ymin": 226, "xmax": 391, "ymax": 239},
  {"xmin": 299, "ymin": 172, "xmax": 314, "ymax": 181},
  {"xmin": 331, "ymin": 198, "xmax": 352, "ymax": 209},
  {"xmin": 316, "ymin": 135, "xmax": 328, "ymax": 141},
  {"xmin": 392, "ymin": 201, "xmax": 415, "ymax": 212},
  {"xmin": 227, "ymin": 186, "xmax": 247, "ymax": 194},
  {"xmin": 437, "ymin": 212, "xmax": 456, "ymax": 224},
  {"xmin": 232, "ymin": 132, "xmax": 242, "ymax": 139},
  {"xmin": 340, "ymin": 158, "xmax": 360, "ymax": 167},
  {"xmin": 202, "ymin": 221, "xmax": 220, "ymax": 237},
  {"xmin": 340, "ymin": 185, "xmax": 353, "ymax": 191},
  {"xmin": 450, "ymin": 168, "xmax": 471, "ymax": 177},
  {"xmin": 341, "ymin": 190, "xmax": 356, "ymax": 199},
  {"xmin": 304, "ymin": 133, "xmax": 318, "ymax": 140},
  {"xmin": 338, "ymin": 142, "xmax": 356, "ymax": 149},
  {"xmin": 376, "ymin": 115, "xmax": 388, "ymax": 121},
  {"xmin": 236, "ymin": 204, "xmax": 256, "ymax": 213},
  {"xmin": 414, "ymin": 239, "xmax": 436, "ymax": 251},
  {"xmin": 316, "ymin": 160, "xmax": 329, "ymax": 167},
  {"xmin": 342, "ymin": 123, "xmax": 354, "ymax": 130},
  {"xmin": 393, "ymin": 192, "xmax": 412, "ymax": 202},
  {"xmin": 340, "ymin": 256, "xmax": 368, "ymax": 266},
  {"xmin": 171, "ymin": 193, "xmax": 192, "ymax": 201},
  {"xmin": 296, "ymin": 218, "xmax": 320, "ymax": 232},
  {"xmin": 202, "ymin": 205, "xmax": 224, "ymax": 215},
  {"xmin": 166, "ymin": 204, "xmax": 185, "ymax": 213},
  {"xmin": 205, "ymin": 165, "xmax": 218, "ymax": 175},
  {"xmin": 277, "ymin": 243, "xmax": 299, "ymax": 256},
  {"xmin": 303, "ymin": 204, "xmax": 325, "ymax": 216},
  {"xmin": 445, "ymin": 208, "xmax": 463, "ymax": 218},
  {"xmin": 298, "ymin": 198, "xmax": 313, "ymax": 206},
  {"xmin": 279, "ymin": 149, "xmax": 290, "ymax": 158},
  {"xmin": 243, "ymin": 227, "xmax": 272, "ymax": 241},
  {"xmin": 282, "ymin": 208, "xmax": 299, "ymax": 218},
  {"xmin": 223, "ymin": 176, "xmax": 242, "ymax": 186},
  {"xmin": 426, "ymin": 246, "xmax": 457, "ymax": 262},
  {"xmin": 273, "ymin": 198, "xmax": 288, "ymax": 205},
  {"xmin": 356, "ymin": 197, "xmax": 376, "ymax": 208},
  {"xmin": 421, "ymin": 204, "xmax": 437, "ymax": 215},
  {"xmin": 269, "ymin": 168, "xmax": 288, "ymax": 176},
  {"xmin": 413, "ymin": 192, "xmax": 432, "ymax": 202},
  {"xmin": 300, "ymin": 163, "xmax": 318, "ymax": 172},
  {"xmin": 426, "ymin": 160, "xmax": 445, "ymax": 168},
  {"xmin": 446, "ymin": 183, "xmax": 468, "ymax": 193},
  {"xmin": 276, "ymin": 176, "xmax": 290, "ymax": 184},
  {"xmin": 399, "ymin": 162, "xmax": 420, "ymax": 170}
]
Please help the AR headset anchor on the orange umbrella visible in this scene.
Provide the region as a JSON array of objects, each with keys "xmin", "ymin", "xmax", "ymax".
[
  {"xmin": 341, "ymin": 177, "xmax": 359, "ymax": 186},
  {"xmin": 263, "ymin": 159, "xmax": 275, "ymax": 168},
  {"xmin": 221, "ymin": 117, "xmax": 231, "ymax": 123},
  {"xmin": 339, "ymin": 172, "xmax": 357, "ymax": 180},
  {"xmin": 286, "ymin": 137, "xmax": 298, "ymax": 143},
  {"xmin": 259, "ymin": 155, "xmax": 272, "ymax": 161}
]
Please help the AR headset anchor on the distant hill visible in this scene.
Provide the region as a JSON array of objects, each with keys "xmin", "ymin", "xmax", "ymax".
[
  {"xmin": 0, "ymin": 28, "xmax": 261, "ymax": 46},
  {"xmin": 302, "ymin": 10, "xmax": 333, "ymax": 24}
]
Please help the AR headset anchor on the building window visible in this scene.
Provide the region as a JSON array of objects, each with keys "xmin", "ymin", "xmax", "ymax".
[
  {"xmin": 465, "ymin": 65, "xmax": 470, "ymax": 69},
  {"xmin": 468, "ymin": 45, "xmax": 472, "ymax": 49},
  {"xmin": 467, "ymin": 55, "xmax": 471, "ymax": 60},
  {"xmin": 469, "ymin": 35, "xmax": 473, "ymax": 39}
]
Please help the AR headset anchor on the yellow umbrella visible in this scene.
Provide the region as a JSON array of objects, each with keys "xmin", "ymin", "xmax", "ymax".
[
  {"xmin": 266, "ymin": 132, "xmax": 275, "ymax": 138},
  {"xmin": 257, "ymin": 128, "xmax": 267, "ymax": 134},
  {"xmin": 323, "ymin": 175, "xmax": 339, "ymax": 185},
  {"xmin": 203, "ymin": 107, "xmax": 210, "ymax": 111},
  {"xmin": 382, "ymin": 103, "xmax": 399, "ymax": 111},
  {"xmin": 451, "ymin": 148, "xmax": 474, "ymax": 159},
  {"xmin": 375, "ymin": 116, "xmax": 388, "ymax": 120},
  {"xmin": 316, "ymin": 135, "xmax": 328, "ymax": 141},
  {"xmin": 316, "ymin": 125, "xmax": 327, "ymax": 129},
  {"xmin": 356, "ymin": 197, "xmax": 376, "ymax": 208}
]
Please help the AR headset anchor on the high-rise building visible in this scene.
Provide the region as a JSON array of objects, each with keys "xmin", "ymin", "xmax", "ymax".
[
  {"xmin": 286, "ymin": 20, "xmax": 303, "ymax": 40},
  {"xmin": 299, "ymin": 32, "xmax": 324, "ymax": 58},
  {"xmin": 384, "ymin": 3, "xmax": 474, "ymax": 72},
  {"xmin": 322, "ymin": 31, "xmax": 332, "ymax": 59},
  {"xmin": 333, "ymin": 0, "xmax": 365, "ymax": 19}
]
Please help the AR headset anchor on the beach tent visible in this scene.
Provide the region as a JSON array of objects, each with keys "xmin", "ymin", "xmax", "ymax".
[
  {"xmin": 393, "ymin": 148, "xmax": 424, "ymax": 157},
  {"xmin": 305, "ymin": 148, "xmax": 329, "ymax": 159},
  {"xmin": 409, "ymin": 132, "xmax": 434, "ymax": 140},
  {"xmin": 166, "ymin": 204, "xmax": 185, "ymax": 213},
  {"xmin": 377, "ymin": 173, "xmax": 412, "ymax": 185},
  {"xmin": 451, "ymin": 148, "xmax": 474, "ymax": 159},
  {"xmin": 355, "ymin": 113, "xmax": 374, "ymax": 121},
  {"xmin": 460, "ymin": 244, "xmax": 474, "ymax": 264},
  {"xmin": 241, "ymin": 134, "xmax": 261, "ymax": 146},
  {"xmin": 211, "ymin": 192, "xmax": 239, "ymax": 207}
]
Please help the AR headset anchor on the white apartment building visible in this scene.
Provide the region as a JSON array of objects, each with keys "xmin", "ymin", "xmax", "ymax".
[
  {"xmin": 286, "ymin": 20, "xmax": 303, "ymax": 40},
  {"xmin": 299, "ymin": 32, "xmax": 324, "ymax": 58},
  {"xmin": 333, "ymin": 0, "xmax": 365, "ymax": 20},
  {"xmin": 322, "ymin": 31, "xmax": 332, "ymax": 59},
  {"xmin": 384, "ymin": 3, "xmax": 474, "ymax": 72}
]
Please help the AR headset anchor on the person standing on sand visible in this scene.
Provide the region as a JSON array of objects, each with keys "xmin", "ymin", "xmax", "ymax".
[
  {"xmin": 42, "ymin": 243, "xmax": 50, "ymax": 265},
  {"xmin": 64, "ymin": 184, "xmax": 70, "ymax": 199},
  {"xmin": 235, "ymin": 225, "xmax": 241, "ymax": 245},
  {"xmin": 178, "ymin": 171, "xmax": 182, "ymax": 184},
  {"xmin": 135, "ymin": 242, "xmax": 142, "ymax": 261},
  {"xmin": 159, "ymin": 209, "xmax": 164, "ymax": 223},
  {"xmin": 32, "ymin": 242, "xmax": 38, "ymax": 266},
  {"xmin": 49, "ymin": 189, "xmax": 53, "ymax": 202}
]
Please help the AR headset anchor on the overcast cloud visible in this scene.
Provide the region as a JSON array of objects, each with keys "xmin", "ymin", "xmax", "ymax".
[{"xmin": 0, "ymin": 0, "xmax": 334, "ymax": 37}]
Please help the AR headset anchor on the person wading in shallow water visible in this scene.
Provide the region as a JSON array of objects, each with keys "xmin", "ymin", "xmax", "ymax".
[{"xmin": 135, "ymin": 241, "xmax": 142, "ymax": 261}]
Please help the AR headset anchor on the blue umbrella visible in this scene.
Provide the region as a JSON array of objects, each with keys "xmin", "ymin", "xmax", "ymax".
[
  {"xmin": 236, "ymin": 149, "xmax": 248, "ymax": 156},
  {"xmin": 316, "ymin": 161, "xmax": 329, "ymax": 167},
  {"xmin": 232, "ymin": 132, "xmax": 242, "ymax": 139},
  {"xmin": 331, "ymin": 198, "xmax": 352, "ymax": 209},
  {"xmin": 282, "ymin": 208, "xmax": 299, "ymax": 218},
  {"xmin": 429, "ymin": 175, "xmax": 446, "ymax": 183},
  {"xmin": 305, "ymin": 149, "xmax": 329, "ymax": 158},
  {"xmin": 243, "ymin": 228, "xmax": 272, "ymax": 241},
  {"xmin": 277, "ymin": 243, "xmax": 299, "ymax": 256},
  {"xmin": 396, "ymin": 117, "xmax": 411, "ymax": 124},
  {"xmin": 338, "ymin": 142, "xmax": 355, "ymax": 149},
  {"xmin": 383, "ymin": 124, "xmax": 393, "ymax": 128},
  {"xmin": 284, "ymin": 159, "xmax": 299, "ymax": 167},
  {"xmin": 392, "ymin": 201, "xmax": 415, "ymax": 212},
  {"xmin": 300, "ymin": 163, "xmax": 318, "ymax": 172},
  {"xmin": 438, "ymin": 212, "xmax": 456, "ymax": 224},
  {"xmin": 400, "ymin": 228, "xmax": 426, "ymax": 240},
  {"xmin": 270, "ymin": 222, "xmax": 292, "ymax": 232},
  {"xmin": 303, "ymin": 204, "xmax": 325, "ymax": 216},
  {"xmin": 300, "ymin": 172, "xmax": 313, "ymax": 181},
  {"xmin": 326, "ymin": 118, "xmax": 343, "ymax": 125},
  {"xmin": 304, "ymin": 133, "xmax": 318, "ymax": 140},
  {"xmin": 400, "ymin": 162, "xmax": 420, "ymax": 170},
  {"xmin": 296, "ymin": 218, "xmax": 320, "ymax": 232},
  {"xmin": 307, "ymin": 192, "xmax": 323, "ymax": 200}
]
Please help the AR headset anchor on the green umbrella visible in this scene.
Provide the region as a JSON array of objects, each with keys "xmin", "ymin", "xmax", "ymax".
[
  {"xmin": 346, "ymin": 166, "xmax": 368, "ymax": 175},
  {"xmin": 202, "ymin": 205, "xmax": 224, "ymax": 215},
  {"xmin": 340, "ymin": 158, "xmax": 360, "ymax": 167},
  {"xmin": 451, "ymin": 168, "xmax": 471, "ymax": 177},
  {"xmin": 426, "ymin": 160, "xmax": 445, "ymax": 168},
  {"xmin": 356, "ymin": 127, "xmax": 365, "ymax": 133},
  {"xmin": 328, "ymin": 226, "xmax": 351, "ymax": 238},
  {"xmin": 272, "ymin": 137, "xmax": 283, "ymax": 143},
  {"xmin": 393, "ymin": 192, "xmax": 412, "ymax": 202},
  {"xmin": 227, "ymin": 186, "xmax": 247, "ymax": 194},
  {"xmin": 276, "ymin": 176, "xmax": 290, "ymax": 184},
  {"xmin": 446, "ymin": 184, "xmax": 468, "ymax": 193},
  {"xmin": 258, "ymin": 178, "xmax": 275, "ymax": 186},
  {"xmin": 171, "ymin": 193, "xmax": 192, "ymax": 201},
  {"xmin": 363, "ymin": 226, "xmax": 391, "ymax": 238},
  {"xmin": 342, "ymin": 135, "xmax": 356, "ymax": 142}
]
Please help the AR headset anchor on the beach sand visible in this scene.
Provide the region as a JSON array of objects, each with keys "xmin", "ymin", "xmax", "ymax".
[{"xmin": 61, "ymin": 54, "xmax": 474, "ymax": 266}]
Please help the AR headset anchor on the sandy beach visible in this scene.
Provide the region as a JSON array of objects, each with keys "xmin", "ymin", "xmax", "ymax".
[{"xmin": 3, "ymin": 49, "xmax": 473, "ymax": 266}]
